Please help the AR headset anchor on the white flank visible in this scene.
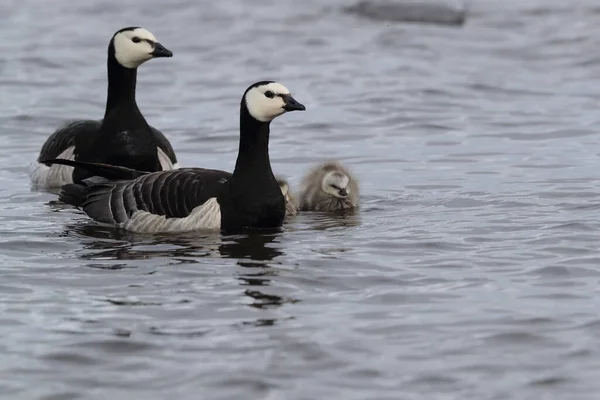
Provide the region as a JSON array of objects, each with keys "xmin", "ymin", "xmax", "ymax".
[
  {"xmin": 121, "ymin": 198, "xmax": 221, "ymax": 233},
  {"xmin": 29, "ymin": 146, "xmax": 75, "ymax": 188},
  {"xmin": 157, "ymin": 147, "xmax": 179, "ymax": 170}
]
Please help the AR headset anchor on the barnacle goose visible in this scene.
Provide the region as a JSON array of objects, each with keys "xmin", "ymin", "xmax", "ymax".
[
  {"xmin": 30, "ymin": 26, "xmax": 178, "ymax": 189},
  {"xmin": 43, "ymin": 81, "xmax": 306, "ymax": 233},
  {"xmin": 298, "ymin": 162, "xmax": 359, "ymax": 211}
]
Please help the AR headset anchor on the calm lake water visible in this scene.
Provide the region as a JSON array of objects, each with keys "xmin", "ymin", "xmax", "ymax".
[{"xmin": 2, "ymin": 0, "xmax": 600, "ymax": 398}]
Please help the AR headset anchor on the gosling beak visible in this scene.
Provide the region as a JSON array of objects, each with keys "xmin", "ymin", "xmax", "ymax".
[
  {"xmin": 151, "ymin": 42, "xmax": 173, "ymax": 58},
  {"xmin": 338, "ymin": 188, "xmax": 348, "ymax": 198},
  {"xmin": 283, "ymin": 94, "xmax": 306, "ymax": 112}
]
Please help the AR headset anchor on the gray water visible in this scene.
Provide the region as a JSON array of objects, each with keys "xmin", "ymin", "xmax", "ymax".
[{"xmin": 2, "ymin": 0, "xmax": 600, "ymax": 399}]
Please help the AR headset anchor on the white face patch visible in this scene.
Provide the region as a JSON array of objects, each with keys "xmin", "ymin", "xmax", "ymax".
[
  {"xmin": 245, "ymin": 82, "xmax": 291, "ymax": 122},
  {"xmin": 113, "ymin": 28, "xmax": 158, "ymax": 69},
  {"xmin": 322, "ymin": 171, "xmax": 350, "ymax": 198}
]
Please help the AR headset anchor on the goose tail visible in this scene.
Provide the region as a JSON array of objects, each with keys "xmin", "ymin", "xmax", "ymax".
[
  {"xmin": 58, "ymin": 176, "xmax": 108, "ymax": 208},
  {"xmin": 59, "ymin": 183, "xmax": 89, "ymax": 208}
]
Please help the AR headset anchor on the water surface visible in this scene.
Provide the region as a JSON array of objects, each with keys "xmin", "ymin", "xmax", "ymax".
[{"xmin": 2, "ymin": 0, "xmax": 600, "ymax": 399}]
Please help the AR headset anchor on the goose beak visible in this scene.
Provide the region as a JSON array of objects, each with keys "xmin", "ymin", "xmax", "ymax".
[
  {"xmin": 283, "ymin": 94, "xmax": 306, "ymax": 112},
  {"xmin": 338, "ymin": 188, "xmax": 348, "ymax": 198},
  {"xmin": 151, "ymin": 42, "xmax": 173, "ymax": 58}
]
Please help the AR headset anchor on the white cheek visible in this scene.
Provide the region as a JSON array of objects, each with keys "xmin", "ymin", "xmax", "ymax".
[
  {"xmin": 246, "ymin": 90, "xmax": 286, "ymax": 122},
  {"xmin": 114, "ymin": 40, "xmax": 153, "ymax": 68}
]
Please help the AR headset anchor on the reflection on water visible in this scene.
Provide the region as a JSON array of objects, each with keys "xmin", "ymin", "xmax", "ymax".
[
  {"xmin": 70, "ymin": 222, "xmax": 297, "ymax": 313},
  {"xmin": 288, "ymin": 209, "xmax": 362, "ymax": 232},
  {"xmin": 220, "ymin": 232, "xmax": 284, "ymax": 261},
  {"xmin": 69, "ymin": 222, "xmax": 287, "ymax": 262}
]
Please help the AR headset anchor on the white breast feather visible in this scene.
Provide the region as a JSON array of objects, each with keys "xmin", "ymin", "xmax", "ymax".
[
  {"xmin": 120, "ymin": 197, "xmax": 221, "ymax": 232},
  {"xmin": 157, "ymin": 147, "xmax": 179, "ymax": 170},
  {"xmin": 29, "ymin": 146, "xmax": 75, "ymax": 188}
]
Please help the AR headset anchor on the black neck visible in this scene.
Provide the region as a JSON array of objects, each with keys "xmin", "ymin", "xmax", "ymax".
[
  {"xmin": 231, "ymin": 105, "xmax": 275, "ymax": 183},
  {"xmin": 104, "ymin": 51, "xmax": 140, "ymax": 117},
  {"xmin": 219, "ymin": 98, "xmax": 286, "ymax": 232}
]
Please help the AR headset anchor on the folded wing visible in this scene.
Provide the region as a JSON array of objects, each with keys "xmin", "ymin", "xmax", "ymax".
[{"xmin": 63, "ymin": 169, "xmax": 232, "ymax": 231}]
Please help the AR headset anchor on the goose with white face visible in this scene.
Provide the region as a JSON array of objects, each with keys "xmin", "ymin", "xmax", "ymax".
[
  {"xmin": 245, "ymin": 82, "xmax": 306, "ymax": 122},
  {"xmin": 322, "ymin": 170, "xmax": 351, "ymax": 199},
  {"xmin": 113, "ymin": 27, "xmax": 173, "ymax": 69}
]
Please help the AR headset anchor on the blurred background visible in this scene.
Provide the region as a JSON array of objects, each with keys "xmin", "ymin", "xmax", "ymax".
[{"xmin": 2, "ymin": 0, "xmax": 600, "ymax": 399}]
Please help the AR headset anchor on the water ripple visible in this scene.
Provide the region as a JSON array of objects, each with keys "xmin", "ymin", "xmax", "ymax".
[{"xmin": 3, "ymin": 0, "xmax": 600, "ymax": 399}]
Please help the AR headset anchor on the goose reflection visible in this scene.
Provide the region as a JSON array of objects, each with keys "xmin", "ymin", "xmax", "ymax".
[
  {"xmin": 218, "ymin": 232, "xmax": 283, "ymax": 261},
  {"xmin": 220, "ymin": 233, "xmax": 282, "ymax": 289},
  {"xmin": 64, "ymin": 223, "xmax": 222, "ymax": 264},
  {"xmin": 60, "ymin": 217, "xmax": 298, "ymax": 314},
  {"xmin": 219, "ymin": 232, "xmax": 299, "ymax": 311}
]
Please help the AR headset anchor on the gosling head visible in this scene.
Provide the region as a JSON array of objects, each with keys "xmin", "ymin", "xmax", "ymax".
[
  {"xmin": 244, "ymin": 81, "xmax": 306, "ymax": 122},
  {"xmin": 321, "ymin": 170, "xmax": 351, "ymax": 199},
  {"xmin": 111, "ymin": 27, "xmax": 173, "ymax": 69}
]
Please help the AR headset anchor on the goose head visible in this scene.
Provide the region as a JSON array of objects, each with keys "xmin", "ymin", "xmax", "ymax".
[
  {"xmin": 111, "ymin": 27, "xmax": 172, "ymax": 69},
  {"xmin": 321, "ymin": 170, "xmax": 351, "ymax": 199},
  {"xmin": 243, "ymin": 81, "xmax": 306, "ymax": 122}
]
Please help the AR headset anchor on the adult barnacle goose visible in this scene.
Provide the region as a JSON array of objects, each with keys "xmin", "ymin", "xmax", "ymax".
[
  {"xmin": 30, "ymin": 26, "xmax": 177, "ymax": 189},
  {"xmin": 298, "ymin": 162, "xmax": 359, "ymax": 211},
  {"xmin": 43, "ymin": 81, "xmax": 306, "ymax": 233},
  {"xmin": 43, "ymin": 160, "xmax": 301, "ymax": 218}
]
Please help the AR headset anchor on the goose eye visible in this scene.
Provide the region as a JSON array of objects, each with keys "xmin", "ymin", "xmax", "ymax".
[
  {"xmin": 330, "ymin": 184, "xmax": 340, "ymax": 190},
  {"xmin": 264, "ymin": 91, "xmax": 275, "ymax": 98},
  {"xmin": 132, "ymin": 37, "xmax": 141, "ymax": 43}
]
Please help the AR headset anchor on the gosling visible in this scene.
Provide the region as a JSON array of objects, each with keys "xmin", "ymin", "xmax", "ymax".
[
  {"xmin": 276, "ymin": 176, "xmax": 299, "ymax": 216},
  {"xmin": 298, "ymin": 162, "xmax": 359, "ymax": 211}
]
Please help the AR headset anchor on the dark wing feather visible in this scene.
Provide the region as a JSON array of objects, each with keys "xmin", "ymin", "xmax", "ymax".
[
  {"xmin": 121, "ymin": 182, "xmax": 137, "ymax": 219},
  {"xmin": 142, "ymin": 174, "xmax": 165, "ymax": 215},
  {"xmin": 150, "ymin": 126, "xmax": 178, "ymax": 164},
  {"xmin": 81, "ymin": 184, "xmax": 117, "ymax": 224},
  {"xmin": 59, "ymin": 176, "xmax": 106, "ymax": 207},
  {"xmin": 64, "ymin": 169, "xmax": 233, "ymax": 225},
  {"xmin": 109, "ymin": 183, "xmax": 129, "ymax": 223},
  {"xmin": 40, "ymin": 159, "xmax": 149, "ymax": 180},
  {"xmin": 37, "ymin": 120, "xmax": 101, "ymax": 161},
  {"xmin": 133, "ymin": 175, "xmax": 148, "ymax": 210},
  {"xmin": 131, "ymin": 169, "xmax": 232, "ymax": 218},
  {"xmin": 181, "ymin": 172, "xmax": 199, "ymax": 215},
  {"xmin": 160, "ymin": 171, "xmax": 181, "ymax": 217}
]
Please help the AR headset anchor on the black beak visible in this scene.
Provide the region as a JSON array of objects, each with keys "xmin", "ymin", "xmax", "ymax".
[
  {"xmin": 338, "ymin": 188, "xmax": 348, "ymax": 197},
  {"xmin": 151, "ymin": 42, "xmax": 173, "ymax": 58},
  {"xmin": 283, "ymin": 94, "xmax": 306, "ymax": 112}
]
